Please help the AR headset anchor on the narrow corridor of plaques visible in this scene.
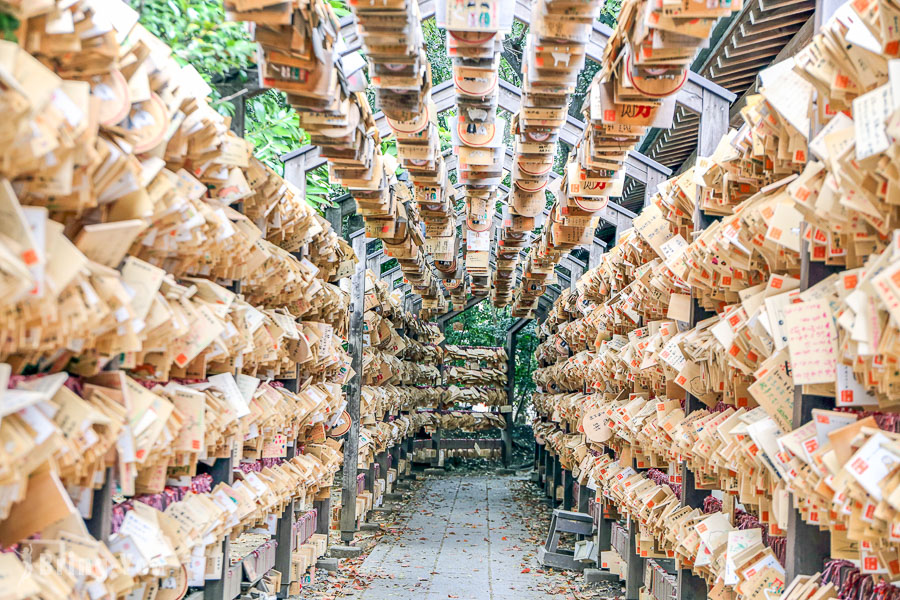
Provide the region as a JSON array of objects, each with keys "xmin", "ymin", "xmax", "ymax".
[{"xmin": 303, "ymin": 472, "xmax": 623, "ymax": 600}]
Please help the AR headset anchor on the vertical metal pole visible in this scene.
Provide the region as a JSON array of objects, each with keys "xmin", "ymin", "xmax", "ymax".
[
  {"xmin": 275, "ymin": 498, "xmax": 296, "ymax": 595},
  {"xmin": 340, "ymin": 233, "xmax": 366, "ymax": 544},
  {"xmin": 391, "ymin": 444, "xmax": 401, "ymax": 484},
  {"xmin": 366, "ymin": 462, "xmax": 376, "ymax": 497}
]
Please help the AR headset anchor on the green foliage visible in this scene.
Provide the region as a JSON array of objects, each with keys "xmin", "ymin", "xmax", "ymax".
[
  {"xmin": 245, "ymin": 91, "xmax": 310, "ymax": 174},
  {"xmin": 329, "ymin": 0, "xmax": 351, "ymax": 17},
  {"xmin": 126, "ymin": 0, "xmax": 620, "ymax": 217},
  {"xmin": 0, "ymin": 12, "xmax": 18, "ymax": 41},
  {"xmin": 423, "ymin": 18, "xmax": 452, "ymax": 84},
  {"xmin": 443, "ymin": 303, "xmax": 539, "ymax": 421},
  {"xmin": 132, "ymin": 0, "xmax": 335, "ymax": 211},
  {"xmin": 306, "ymin": 165, "xmax": 345, "ymax": 209},
  {"xmin": 380, "ymin": 137, "xmax": 401, "ymax": 175},
  {"xmin": 599, "ymin": 0, "xmax": 623, "ymax": 28},
  {"xmin": 553, "ymin": 142, "xmax": 570, "ymax": 178},
  {"xmin": 437, "ymin": 108, "xmax": 455, "ymax": 153},
  {"xmin": 569, "ymin": 60, "xmax": 602, "ymax": 119},
  {"xmin": 499, "ymin": 21, "xmax": 528, "ymax": 86},
  {"xmin": 380, "ymin": 257, "xmax": 399, "ymax": 274},
  {"xmin": 129, "ymin": 0, "xmax": 256, "ymax": 84}
]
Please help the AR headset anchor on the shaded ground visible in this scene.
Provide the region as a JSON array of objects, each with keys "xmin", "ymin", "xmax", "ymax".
[{"xmin": 299, "ymin": 470, "xmax": 623, "ymax": 600}]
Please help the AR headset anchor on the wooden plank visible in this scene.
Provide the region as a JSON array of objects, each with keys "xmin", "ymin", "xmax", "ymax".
[
  {"xmin": 698, "ymin": 89, "xmax": 729, "ymax": 158},
  {"xmin": 712, "ymin": 59, "xmax": 776, "ymax": 78},
  {"xmin": 750, "ymin": 1, "xmax": 814, "ymax": 24},
  {"xmin": 625, "ymin": 518, "xmax": 645, "ymax": 600},
  {"xmin": 759, "ymin": 0, "xmax": 811, "ymax": 8},
  {"xmin": 644, "ymin": 168, "xmax": 667, "ymax": 208},
  {"xmin": 742, "ymin": 12, "xmax": 811, "ymax": 34},
  {"xmin": 711, "ymin": 73, "xmax": 759, "ymax": 88},
  {"xmin": 727, "ymin": 16, "xmax": 814, "ymax": 127},
  {"xmin": 733, "ymin": 23, "xmax": 799, "ymax": 44},
  {"xmin": 723, "ymin": 39, "xmax": 788, "ymax": 58},
  {"xmin": 339, "ymin": 233, "xmax": 367, "ymax": 543}
]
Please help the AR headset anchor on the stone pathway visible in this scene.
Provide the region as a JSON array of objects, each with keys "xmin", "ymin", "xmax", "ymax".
[{"xmin": 355, "ymin": 473, "xmax": 595, "ymax": 600}]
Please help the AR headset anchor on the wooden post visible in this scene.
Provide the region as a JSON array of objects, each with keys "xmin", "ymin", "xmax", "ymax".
[
  {"xmin": 326, "ymin": 205, "xmax": 341, "ymax": 235},
  {"xmin": 589, "ymin": 239, "xmax": 604, "ymax": 269},
  {"xmin": 366, "ymin": 461, "xmax": 376, "ymax": 495},
  {"xmin": 339, "ymin": 233, "xmax": 367, "ymax": 544},
  {"xmin": 537, "ymin": 443, "xmax": 546, "ymax": 484},
  {"xmin": 577, "ymin": 483, "xmax": 591, "ymax": 514},
  {"xmin": 406, "ymin": 436, "xmax": 415, "ymax": 476},
  {"xmin": 504, "ymin": 320, "xmax": 526, "ymax": 468},
  {"xmin": 643, "ymin": 167, "xmax": 667, "ymax": 208},
  {"xmin": 204, "ymin": 455, "xmax": 235, "ymax": 600},
  {"xmin": 390, "ymin": 443, "xmax": 401, "ymax": 483},
  {"xmin": 784, "ymin": 238, "xmax": 836, "ymax": 582},
  {"xmin": 84, "ymin": 468, "xmax": 114, "ymax": 544},
  {"xmin": 563, "ymin": 469, "xmax": 575, "ymax": 511},
  {"xmin": 596, "ymin": 497, "xmax": 612, "ymax": 553},
  {"xmin": 230, "ymin": 95, "xmax": 245, "ymax": 137},
  {"xmin": 377, "ymin": 451, "xmax": 390, "ymax": 495},
  {"xmin": 698, "ymin": 88, "xmax": 729, "ymax": 159},
  {"xmin": 399, "ymin": 438, "xmax": 408, "ymax": 479},
  {"xmin": 674, "ymin": 310, "xmax": 715, "ymax": 600},
  {"xmin": 431, "ymin": 429, "xmax": 443, "ymax": 467},
  {"xmin": 314, "ymin": 496, "xmax": 331, "ymax": 535},
  {"xmin": 671, "ymin": 90, "xmax": 732, "ymax": 598},
  {"xmin": 625, "ymin": 517, "xmax": 644, "ymax": 600},
  {"xmin": 275, "ymin": 444, "xmax": 297, "ymax": 596},
  {"xmin": 552, "ymin": 454, "xmax": 562, "ymax": 503},
  {"xmin": 544, "ymin": 449, "xmax": 554, "ymax": 497}
]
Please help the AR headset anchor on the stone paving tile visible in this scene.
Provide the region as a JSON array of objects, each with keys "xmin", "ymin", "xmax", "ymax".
[{"xmin": 357, "ymin": 473, "xmax": 568, "ymax": 600}]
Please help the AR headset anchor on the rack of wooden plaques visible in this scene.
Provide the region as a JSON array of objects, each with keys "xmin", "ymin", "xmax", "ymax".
[
  {"xmin": 83, "ymin": 205, "xmax": 337, "ymax": 600},
  {"xmin": 410, "ymin": 345, "xmax": 511, "ymax": 467},
  {"xmin": 527, "ymin": 2, "xmax": 854, "ymax": 598}
]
